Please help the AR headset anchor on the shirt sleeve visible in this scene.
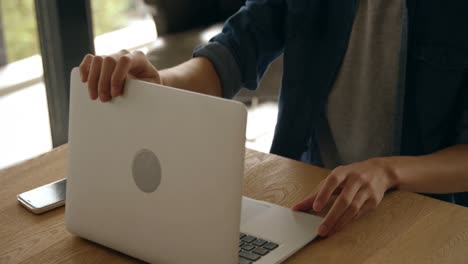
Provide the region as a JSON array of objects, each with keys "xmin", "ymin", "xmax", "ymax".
[
  {"xmin": 455, "ymin": 77, "xmax": 468, "ymax": 144},
  {"xmin": 193, "ymin": 0, "xmax": 286, "ymax": 99},
  {"xmin": 193, "ymin": 43, "xmax": 242, "ymax": 99}
]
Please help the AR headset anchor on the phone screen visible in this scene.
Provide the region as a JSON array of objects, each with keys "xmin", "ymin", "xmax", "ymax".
[{"xmin": 18, "ymin": 179, "xmax": 66, "ymax": 209}]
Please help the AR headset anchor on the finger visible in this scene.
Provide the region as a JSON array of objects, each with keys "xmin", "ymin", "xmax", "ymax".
[
  {"xmin": 302, "ymin": 182, "xmax": 344, "ymax": 214},
  {"xmin": 293, "ymin": 192, "xmax": 318, "ymax": 211},
  {"xmin": 127, "ymin": 51, "xmax": 161, "ymax": 83},
  {"xmin": 317, "ymin": 178, "xmax": 361, "ymax": 237},
  {"xmin": 116, "ymin": 49, "xmax": 131, "ymax": 56},
  {"xmin": 293, "ymin": 181, "xmax": 344, "ymax": 211},
  {"xmin": 329, "ymin": 189, "xmax": 368, "ymax": 236},
  {"xmin": 79, "ymin": 54, "xmax": 94, "ymax": 82},
  {"xmin": 98, "ymin": 56, "xmax": 117, "ymax": 102},
  {"xmin": 292, "ymin": 181, "xmax": 325, "ymax": 211},
  {"xmin": 87, "ymin": 56, "xmax": 103, "ymax": 100},
  {"xmin": 313, "ymin": 173, "xmax": 346, "ymax": 212},
  {"xmin": 110, "ymin": 55, "xmax": 131, "ymax": 97},
  {"xmin": 354, "ymin": 199, "xmax": 374, "ymax": 220},
  {"xmin": 127, "ymin": 51, "xmax": 149, "ymax": 76},
  {"xmin": 334, "ymin": 185, "xmax": 344, "ymax": 195}
]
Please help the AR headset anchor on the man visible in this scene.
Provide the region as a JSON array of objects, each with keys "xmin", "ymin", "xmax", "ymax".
[{"xmin": 79, "ymin": 0, "xmax": 468, "ymax": 237}]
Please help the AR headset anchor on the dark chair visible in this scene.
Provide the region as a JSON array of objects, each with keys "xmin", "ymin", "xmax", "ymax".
[{"xmin": 144, "ymin": 0, "xmax": 244, "ymax": 36}]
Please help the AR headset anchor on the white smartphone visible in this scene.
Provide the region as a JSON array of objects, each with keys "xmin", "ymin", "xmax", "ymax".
[{"xmin": 17, "ymin": 179, "xmax": 66, "ymax": 214}]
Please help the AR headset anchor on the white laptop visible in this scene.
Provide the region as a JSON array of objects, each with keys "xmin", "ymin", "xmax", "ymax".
[{"xmin": 66, "ymin": 68, "xmax": 322, "ymax": 264}]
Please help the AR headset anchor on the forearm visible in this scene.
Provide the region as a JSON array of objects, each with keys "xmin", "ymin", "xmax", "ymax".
[
  {"xmin": 382, "ymin": 144, "xmax": 468, "ymax": 193},
  {"xmin": 159, "ymin": 57, "xmax": 222, "ymax": 97}
]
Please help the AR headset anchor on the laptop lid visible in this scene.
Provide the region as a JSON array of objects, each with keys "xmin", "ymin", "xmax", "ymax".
[{"xmin": 65, "ymin": 68, "xmax": 247, "ymax": 263}]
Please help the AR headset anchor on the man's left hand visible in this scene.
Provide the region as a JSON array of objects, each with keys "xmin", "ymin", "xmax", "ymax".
[{"xmin": 293, "ymin": 158, "xmax": 398, "ymax": 237}]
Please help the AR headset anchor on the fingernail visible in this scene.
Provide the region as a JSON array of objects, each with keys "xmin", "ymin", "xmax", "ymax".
[
  {"xmin": 318, "ymin": 224, "xmax": 328, "ymax": 236},
  {"xmin": 100, "ymin": 94, "xmax": 109, "ymax": 102}
]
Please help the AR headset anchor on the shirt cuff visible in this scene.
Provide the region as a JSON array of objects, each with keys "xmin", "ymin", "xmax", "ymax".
[{"xmin": 193, "ymin": 42, "xmax": 242, "ymax": 99}]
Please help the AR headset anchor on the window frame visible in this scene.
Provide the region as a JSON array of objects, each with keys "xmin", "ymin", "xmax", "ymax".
[{"xmin": 34, "ymin": 0, "xmax": 95, "ymax": 147}]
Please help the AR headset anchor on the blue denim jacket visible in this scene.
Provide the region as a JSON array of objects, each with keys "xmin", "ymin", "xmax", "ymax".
[{"xmin": 194, "ymin": 0, "xmax": 468, "ymax": 206}]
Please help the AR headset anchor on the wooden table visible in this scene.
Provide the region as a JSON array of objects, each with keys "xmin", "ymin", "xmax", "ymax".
[{"xmin": 1, "ymin": 145, "xmax": 468, "ymax": 264}]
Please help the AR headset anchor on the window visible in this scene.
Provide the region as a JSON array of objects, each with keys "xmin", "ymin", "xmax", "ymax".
[
  {"xmin": 91, "ymin": 0, "xmax": 157, "ymax": 55},
  {"xmin": 1, "ymin": 0, "xmax": 40, "ymax": 63},
  {"xmin": 0, "ymin": 0, "xmax": 156, "ymax": 170},
  {"xmin": 0, "ymin": 0, "xmax": 49, "ymax": 169}
]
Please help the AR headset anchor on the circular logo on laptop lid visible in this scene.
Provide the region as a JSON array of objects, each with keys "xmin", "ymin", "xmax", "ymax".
[{"xmin": 132, "ymin": 149, "xmax": 162, "ymax": 193}]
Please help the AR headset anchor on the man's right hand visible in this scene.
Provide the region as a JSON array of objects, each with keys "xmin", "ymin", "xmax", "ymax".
[{"xmin": 79, "ymin": 49, "xmax": 161, "ymax": 102}]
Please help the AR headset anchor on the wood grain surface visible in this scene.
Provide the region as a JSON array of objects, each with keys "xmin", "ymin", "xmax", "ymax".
[{"xmin": 1, "ymin": 145, "xmax": 468, "ymax": 264}]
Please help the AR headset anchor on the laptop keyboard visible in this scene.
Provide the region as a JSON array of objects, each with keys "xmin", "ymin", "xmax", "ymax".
[{"xmin": 238, "ymin": 233, "xmax": 279, "ymax": 264}]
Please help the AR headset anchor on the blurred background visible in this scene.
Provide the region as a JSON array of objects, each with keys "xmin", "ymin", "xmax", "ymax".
[{"xmin": 0, "ymin": 0, "xmax": 282, "ymax": 170}]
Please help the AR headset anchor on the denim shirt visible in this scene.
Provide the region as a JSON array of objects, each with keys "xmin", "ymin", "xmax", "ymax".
[{"xmin": 193, "ymin": 0, "xmax": 468, "ymax": 206}]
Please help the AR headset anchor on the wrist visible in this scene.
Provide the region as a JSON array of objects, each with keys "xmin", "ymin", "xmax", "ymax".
[
  {"xmin": 158, "ymin": 68, "xmax": 185, "ymax": 88},
  {"xmin": 158, "ymin": 70, "xmax": 170, "ymax": 86},
  {"xmin": 371, "ymin": 157, "xmax": 402, "ymax": 190}
]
